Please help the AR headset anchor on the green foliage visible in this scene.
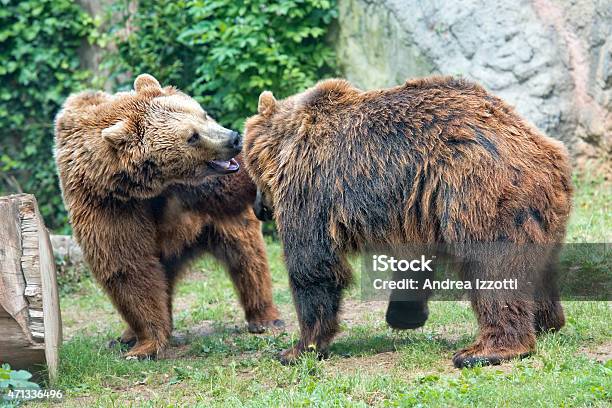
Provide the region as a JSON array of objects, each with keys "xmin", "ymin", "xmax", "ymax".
[
  {"xmin": 0, "ymin": 0, "xmax": 94, "ymax": 232},
  {"xmin": 105, "ymin": 0, "xmax": 338, "ymax": 130},
  {"xmin": 55, "ymin": 253, "xmax": 91, "ymax": 295},
  {"xmin": 0, "ymin": 364, "xmax": 39, "ymax": 397},
  {"xmin": 0, "ymin": 364, "xmax": 39, "ymax": 406},
  {"xmin": 0, "ymin": 0, "xmax": 338, "ymax": 231}
]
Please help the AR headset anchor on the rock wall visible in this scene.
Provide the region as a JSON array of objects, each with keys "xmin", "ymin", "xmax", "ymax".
[
  {"xmin": 49, "ymin": 235, "xmax": 88, "ymax": 281},
  {"xmin": 334, "ymin": 0, "xmax": 611, "ymax": 168}
]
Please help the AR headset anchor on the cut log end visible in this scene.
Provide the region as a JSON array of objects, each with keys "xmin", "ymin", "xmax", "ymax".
[{"xmin": 0, "ymin": 194, "xmax": 62, "ymax": 381}]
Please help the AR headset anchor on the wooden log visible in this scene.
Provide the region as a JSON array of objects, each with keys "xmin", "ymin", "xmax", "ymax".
[{"xmin": 0, "ymin": 194, "xmax": 62, "ymax": 381}]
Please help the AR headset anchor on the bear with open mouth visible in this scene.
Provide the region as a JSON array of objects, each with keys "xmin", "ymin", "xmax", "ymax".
[{"xmin": 55, "ymin": 74, "xmax": 283, "ymax": 359}]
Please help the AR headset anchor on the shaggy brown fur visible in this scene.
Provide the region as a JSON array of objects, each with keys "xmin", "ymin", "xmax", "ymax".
[
  {"xmin": 243, "ymin": 76, "xmax": 573, "ymax": 368},
  {"xmin": 55, "ymin": 74, "xmax": 282, "ymax": 359}
]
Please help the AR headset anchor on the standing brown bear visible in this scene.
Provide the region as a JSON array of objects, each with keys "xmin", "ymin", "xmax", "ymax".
[
  {"xmin": 55, "ymin": 74, "xmax": 283, "ymax": 359},
  {"xmin": 243, "ymin": 76, "xmax": 572, "ymax": 368}
]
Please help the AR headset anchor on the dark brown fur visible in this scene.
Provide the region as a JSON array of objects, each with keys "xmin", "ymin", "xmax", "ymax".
[
  {"xmin": 244, "ymin": 76, "xmax": 572, "ymax": 367},
  {"xmin": 55, "ymin": 75, "xmax": 281, "ymax": 358}
]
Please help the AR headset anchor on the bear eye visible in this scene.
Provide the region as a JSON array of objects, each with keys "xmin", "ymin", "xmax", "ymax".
[{"xmin": 187, "ymin": 132, "xmax": 200, "ymax": 145}]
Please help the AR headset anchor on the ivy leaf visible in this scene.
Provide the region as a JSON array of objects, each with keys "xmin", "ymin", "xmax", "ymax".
[{"xmin": 9, "ymin": 370, "xmax": 33, "ymax": 381}]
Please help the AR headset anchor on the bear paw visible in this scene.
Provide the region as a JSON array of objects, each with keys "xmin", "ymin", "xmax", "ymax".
[
  {"xmin": 108, "ymin": 337, "xmax": 137, "ymax": 350},
  {"xmin": 108, "ymin": 328, "xmax": 138, "ymax": 350},
  {"xmin": 452, "ymin": 343, "xmax": 531, "ymax": 368},
  {"xmin": 247, "ymin": 319, "xmax": 286, "ymax": 334},
  {"xmin": 278, "ymin": 344, "xmax": 329, "ymax": 365},
  {"xmin": 385, "ymin": 301, "xmax": 429, "ymax": 330},
  {"xmin": 124, "ymin": 339, "xmax": 164, "ymax": 360}
]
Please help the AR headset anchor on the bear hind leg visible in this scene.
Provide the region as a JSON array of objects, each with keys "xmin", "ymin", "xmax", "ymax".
[
  {"xmin": 533, "ymin": 252, "xmax": 565, "ymax": 334},
  {"xmin": 453, "ymin": 297, "xmax": 536, "ymax": 368},
  {"xmin": 533, "ymin": 299, "xmax": 565, "ymax": 334},
  {"xmin": 209, "ymin": 214, "xmax": 283, "ymax": 333},
  {"xmin": 453, "ymin": 252, "xmax": 537, "ymax": 368}
]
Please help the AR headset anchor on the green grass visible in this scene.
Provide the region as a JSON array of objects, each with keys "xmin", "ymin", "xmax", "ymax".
[
  {"xmin": 566, "ymin": 171, "xmax": 611, "ymax": 243},
  {"xmin": 26, "ymin": 173, "xmax": 611, "ymax": 407}
]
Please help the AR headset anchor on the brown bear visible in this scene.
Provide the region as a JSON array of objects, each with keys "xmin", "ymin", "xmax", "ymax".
[
  {"xmin": 243, "ymin": 76, "xmax": 573, "ymax": 367},
  {"xmin": 55, "ymin": 74, "xmax": 283, "ymax": 359}
]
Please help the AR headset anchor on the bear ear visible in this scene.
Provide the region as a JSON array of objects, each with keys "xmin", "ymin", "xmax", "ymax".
[
  {"xmin": 258, "ymin": 91, "xmax": 277, "ymax": 116},
  {"xmin": 101, "ymin": 121, "xmax": 132, "ymax": 146},
  {"xmin": 134, "ymin": 74, "xmax": 162, "ymax": 93}
]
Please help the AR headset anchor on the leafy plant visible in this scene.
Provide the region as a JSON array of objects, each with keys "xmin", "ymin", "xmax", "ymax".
[
  {"xmin": 0, "ymin": 0, "xmax": 95, "ymax": 232},
  {"xmin": 55, "ymin": 253, "xmax": 91, "ymax": 295},
  {"xmin": 0, "ymin": 366, "xmax": 39, "ymax": 406},
  {"xmin": 105, "ymin": 0, "xmax": 338, "ymax": 130},
  {"xmin": 0, "ymin": 364, "xmax": 40, "ymax": 403},
  {"xmin": 0, "ymin": 0, "xmax": 338, "ymax": 232}
]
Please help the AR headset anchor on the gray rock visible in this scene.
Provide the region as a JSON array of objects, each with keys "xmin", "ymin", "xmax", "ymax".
[{"xmin": 334, "ymin": 0, "xmax": 611, "ymax": 168}]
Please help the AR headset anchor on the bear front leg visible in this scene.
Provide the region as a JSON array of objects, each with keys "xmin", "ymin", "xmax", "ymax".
[
  {"xmin": 210, "ymin": 211, "xmax": 283, "ymax": 333},
  {"xmin": 102, "ymin": 261, "xmax": 172, "ymax": 359},
  {"xmin": 280, "ymin": 279, "xmax": 343, "ymax": 364},
  {"xmin": 279, "ymin": 248, "xmax": 351, "ymax": 365}
]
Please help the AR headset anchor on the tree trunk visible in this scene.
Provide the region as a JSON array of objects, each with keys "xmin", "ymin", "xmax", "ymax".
[{"xmin": 0, "ymin": 194, "xmax": 62, "ymax": 381}]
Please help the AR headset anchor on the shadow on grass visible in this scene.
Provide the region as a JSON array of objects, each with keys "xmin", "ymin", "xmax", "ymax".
[
  {"xmin": 182, "ymin": 319, "xmax": 476, "ymax": 364},
  {"xmin": 183, "ymin": 322, "xmax": 295, "ymax": 359},
  {"xmin": 330, "ymin": 329, "xmax": 473, "ymax": 359}
]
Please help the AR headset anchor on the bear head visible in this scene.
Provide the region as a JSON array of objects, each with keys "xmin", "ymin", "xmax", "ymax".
[{"xmin": 56, "ymin": 74, "xmax": 242, "ymax": 201}]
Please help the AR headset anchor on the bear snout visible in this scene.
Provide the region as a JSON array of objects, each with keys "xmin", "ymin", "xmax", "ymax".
[{"xmin": 228, "ymin": 130, "xmax": 243, "ymax": 153}]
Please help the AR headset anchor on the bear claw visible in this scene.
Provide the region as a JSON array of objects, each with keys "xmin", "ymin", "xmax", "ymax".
[
  {"xmin": 108, "ymin": 337, "xmax": 137, "ymax": 350},
  {"xmin": 452, "ymin": 354, "xmax": 502, "ymax": 368},
  {"xmin": 125, "ymin": 354, "xmax": 156, "ymax": 361},
  {"xmin": 452, "ymin": 349, "xmax": 531, "ymax": 368},
  {"xmin": 278, "ymin": 346, "xmax": 329, "ymax": 365}
]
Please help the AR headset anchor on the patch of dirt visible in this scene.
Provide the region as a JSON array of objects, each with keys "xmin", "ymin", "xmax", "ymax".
[
  {"xmin": 173, "ymin": 320, "xmax": 218, "ymax": 341},
  {"xmin": 426, "ymin": 321, "xmax": 476, "ymax": 346},
  {"xmin": 340, "ymin": 300, "xmax": 387, "ymax": 326},
  {"xmin": 580, "ymin": 341, "xmax": 612, "ymax": 363},
  {"xmin": 171, "ymin": 291, "xmax": 199, "ymax": 315},
  {"xmin": 276, "ymin": 303, "xmax": 299, "ymax": 333},
  {"xmin": 161, "ymin": 321, "xmax": 217, "ymax": 359},
  {"xmin": 326, "ymin": 351, "xmax": 398, "ymax": 375},
  {"xmin": 163, "ymin": 319, "xmax": 252, "ymax": 359},
  {"xmin": 61, "ymin": 304, "xmax": 117, "ymax": 340}
]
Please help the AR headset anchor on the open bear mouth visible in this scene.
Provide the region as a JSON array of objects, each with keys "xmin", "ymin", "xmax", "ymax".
[{"xmin": 207, "ymin": 158, "xmax": 240, "ymax": 174}]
